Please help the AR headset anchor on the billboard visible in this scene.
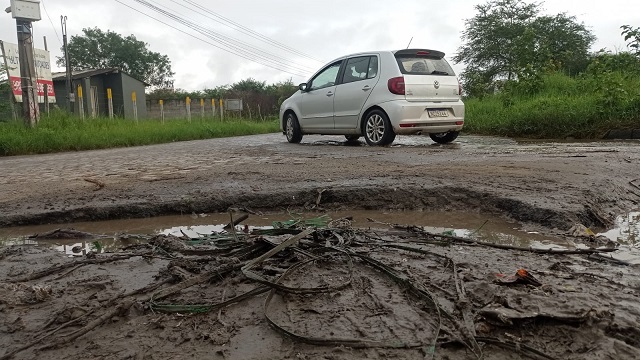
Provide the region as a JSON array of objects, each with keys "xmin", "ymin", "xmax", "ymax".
[{"xmin": 0, "ymin": 40, "xmax": 56, "ymax": 103}]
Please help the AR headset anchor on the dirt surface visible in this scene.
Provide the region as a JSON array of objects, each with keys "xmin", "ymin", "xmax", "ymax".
[
  {"xmin": 0, "ymin": 134, "xmax": 639, "ymax": 230},
  {"xmin": 1, "ymin": 134, "xmax": 640, "ymax": 360}
]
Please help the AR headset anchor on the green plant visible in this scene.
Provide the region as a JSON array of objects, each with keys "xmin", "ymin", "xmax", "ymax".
[{"xmin": 0, "ymin": 111, "xmax": 280, "ymax": 156}]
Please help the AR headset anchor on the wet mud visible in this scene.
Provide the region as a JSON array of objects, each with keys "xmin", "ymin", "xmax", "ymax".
[
  {"xmin": 1, "ymin": 220, "xmax": 639, "ymax": 360},
  {"xmin": 1, "ymin": 134, "xmax": 640, "ymax": 359}
]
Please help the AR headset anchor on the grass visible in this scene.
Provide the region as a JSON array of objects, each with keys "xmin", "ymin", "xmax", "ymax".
[
  {"xmin": 3, "ymin": 71, "xmax": 639, "ymax": 156},
  {"xmin": 0, "ymin": 110, "xmax": 280, "ymax": 156},
  {"xmin": 464, "ymin": 72, "xmax": 640, "ymax": 138}
]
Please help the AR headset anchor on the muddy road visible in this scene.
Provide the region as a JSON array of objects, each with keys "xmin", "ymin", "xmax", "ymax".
[
  {"xmin": 0, "ymin": 134, "xmax": 639, "ymax": 230},
  {"xmin": 1, "ymin": 134, "xmax": 640, "ymax": 360}
]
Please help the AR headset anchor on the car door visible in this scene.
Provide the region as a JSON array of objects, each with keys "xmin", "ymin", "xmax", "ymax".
[
  {"xmin": 333, "ymin": 55, "xmax": 379, "ymax": 130},
  {"xmin": 297, "ymin": 61, "xmax": 342, "ymax": 130}
]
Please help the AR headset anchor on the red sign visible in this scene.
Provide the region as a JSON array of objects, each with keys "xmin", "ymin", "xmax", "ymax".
[{"xmin": 9, "ymin": 76, "xmax": 55, "ymax": 97}]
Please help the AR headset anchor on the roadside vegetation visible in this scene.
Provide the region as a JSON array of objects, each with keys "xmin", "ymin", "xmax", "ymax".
[
  {"xmin": 0, "ymin": 110, "xmax": 279, "ymax": 156},
  {"xmin": 1, "ymin": 0, "xmax": 639, "ymax": 153},
  {"xmin": 457, "ymin": 0, "xmax": 640, "ymax": 138},
  {"xmin": 464, "ymin": 56, "xmax": 640, "ymax": 138}
]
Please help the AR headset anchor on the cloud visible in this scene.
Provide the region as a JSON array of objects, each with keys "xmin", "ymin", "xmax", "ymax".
[{"xmin": 0, "ymin": 0, "xmax": 637, "ymax": 89}]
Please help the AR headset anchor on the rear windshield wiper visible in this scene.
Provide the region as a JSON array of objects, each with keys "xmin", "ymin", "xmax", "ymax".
[{"xmin": 430, "ymin": 70, "xmax": 449, "ymax": 75}]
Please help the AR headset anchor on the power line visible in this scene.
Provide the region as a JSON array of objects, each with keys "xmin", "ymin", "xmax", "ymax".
[
  {"xmin": 131, "ymin": 0, "xmax": 315, "ymax": 74},
  {"xmin": 142, "ymin": 0, "xmax": 316, "ymax": 73},
  {"xmin": 40, "ymin": 0, "xmax": 63, "ymax": 47},
  {"xmin": 112, "ymin": 0, "xmax": 309, "ymax": 78},
  {"xmin": 176, "ymin": 0, "xmax": 324, "ymax": 63}
]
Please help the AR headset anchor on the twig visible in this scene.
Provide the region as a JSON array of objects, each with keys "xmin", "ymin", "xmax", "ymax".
[
  {"xmin": 227, "ymin": 211, "xmax": 240, "ymax": 242},
  {"xmin": 83, "ymin": 178, "xmax": 105, "ymax": 191},
  {"xmin": 469, "ymin": 220, "xmax": 489, "ymax": 236},
  {"xmin": 38, "ymin": 299, "xmax": 135, "ymax": 351},
  {"xmin": 217, "ymin": 289, "xmax": 227, "ymax": 327},
  {"xmin": 588, "ymin": 253, "xmax": 631, "ymax": 266},
  {"xmin": 452, "ymin": 262, "xmax": 482, "ymax": 357},
  {"xmin": 401, "ymin": 226, "xmax": 617, "ymax": 255},
  {"xmin": 52, "ymin": 264, "xmax": 86, "ymax": 280},
  {"xmin": 9, "ymin": 253, "xmax": 147, "ymax": 283},
  {"xmin": 316, "ymin": 188, "xmax": 327, "ymax": 206},
  {"xmin": 151, "ymin": 262, "xmax": 245, "ymax": 302},
  {"xmin": 223, "ymin": 213, "xmax": 249, "ymax": 230}
]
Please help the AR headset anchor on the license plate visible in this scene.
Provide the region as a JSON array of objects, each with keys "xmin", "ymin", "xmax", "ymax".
[{"xmin": 427, "ymin": 109, "xmax": 449, "ymax": 117}]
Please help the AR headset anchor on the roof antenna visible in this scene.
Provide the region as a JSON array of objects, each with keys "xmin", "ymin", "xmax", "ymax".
[{"xmin": 406, "ymin": 37, "xmax": 413, "ymax": 49}]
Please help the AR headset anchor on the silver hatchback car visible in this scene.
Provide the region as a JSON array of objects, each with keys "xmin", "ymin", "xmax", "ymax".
[{"xmin": 279, "ymin": 49, "xmax": 465, "ymax": 146}]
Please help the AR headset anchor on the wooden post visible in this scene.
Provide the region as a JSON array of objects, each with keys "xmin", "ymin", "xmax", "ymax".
[
  {"xmin": 186, "ymin": 96, "xmax": 191, "ymax": 122},
  {"xmin": 17, "ymin": 20, "xmax": 40, "ymax": 127},
  {"xmin": 107, "ymin": 88, "xmax": 114, "ymax": 119},
  {"xmin": 159, "ymin": 99, "xmax": 165, "ymax": 124},
  {"xmin": 44, "ymin": 84, "xmax": 49, "ymax": 116},
  {"xmin": 132, "ymin": 91, "xmax": 138, "ymax": 122},
  {"xmin": 9, "ymin": 89, "xmax": 18, "ymax": 122},
  {"xmin": 43, "ymin": 38, "xmax": 49, "ymax": 117},
  {"xmin": 200, "ymin": 98, "xmax": 205, "ymax": 119},
  {"xmin": 219, "ymin": 99, "xmax": 224, "ymax": 121},
  {"xmin": 78, "ymin": 84, "xmax": 84, "ymax": 120},
  {"xmin": 61, "ymin": 16, "xmax": 73, "ymax": 113},
  {"xmin": 211, "ymin": 98, "xmax": 216, "ymax": 118}
]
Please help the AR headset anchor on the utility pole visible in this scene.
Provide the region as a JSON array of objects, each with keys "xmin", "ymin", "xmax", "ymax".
[
  {"xmin": 43, "ymin": 35, "xmax": 48, "ymax": 115},
  {"xmin": 17, "ymin": 19, "xmax": 39, "ymax": 126},
  {"xmin": 8, "ymin": 0, "xmax": 42, "ymax": 127},
  {"xmin": 61, "ymin": 15, "xmax": 73, "ymax": 112}
]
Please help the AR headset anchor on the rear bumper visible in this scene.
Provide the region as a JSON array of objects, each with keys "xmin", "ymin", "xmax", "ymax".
[{"xmin": 378, "ymin": 99, "xmax": 465, "ymax": 135}]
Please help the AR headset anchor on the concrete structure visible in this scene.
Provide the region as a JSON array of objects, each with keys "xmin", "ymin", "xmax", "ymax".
[{"xmin": 52, "ymin": 68, "xmax": 148, "ymax": 119}]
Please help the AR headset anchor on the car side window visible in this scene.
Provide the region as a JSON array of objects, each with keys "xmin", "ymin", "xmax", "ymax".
[
  {"xmin": 309, "ymin": 61, "xmax": 342, "ymax": 91},
  {"xmin": 342, "ymin": 57, "xmax": 371, "ymax": 84},
  {"xmin": 367, "ymin": 56, "xmax": 378, "ymax": 79}
]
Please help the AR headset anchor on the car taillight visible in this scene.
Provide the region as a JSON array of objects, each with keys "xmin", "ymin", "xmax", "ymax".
[{"xmin": 388, "ymin": 77, "xmax": 405, "ymax": 95}]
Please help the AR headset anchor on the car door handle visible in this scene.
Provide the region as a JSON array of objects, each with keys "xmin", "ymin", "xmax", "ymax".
[
  {"xmin": 326, "ymin": 91, "xmax": 334, "ymax": 97},
  {"xmin": 362, "ymin": 86, "xmax": 371, "ymax": 91}
]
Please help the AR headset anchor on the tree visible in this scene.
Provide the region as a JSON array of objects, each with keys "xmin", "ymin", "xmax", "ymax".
[
  {"xmin": 455, "ymin": 0, "xmax": 594, "ymax": 97},
  {"xmin": 57, "ymin": 28, "xmax": 174, "ymax": 88},
  {"xmin": 621, "ymin": 25, "xmax": 640, "ymax": 55}
]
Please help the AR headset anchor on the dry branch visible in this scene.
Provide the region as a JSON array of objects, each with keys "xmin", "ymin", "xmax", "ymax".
[
  {"xmin": 38, "ymin": 299, "xmax": 135, "ymax": 351},
  {"xmin": 9, "ymin": 253, "xmax": 146, "ymax": 283},
  {"xmin": 83, "ymin": 178, "xmax": 105, "ymax": 191}
]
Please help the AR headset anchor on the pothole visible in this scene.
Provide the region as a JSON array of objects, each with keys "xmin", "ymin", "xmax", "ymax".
[{"xmin": 0, "ymin": 209, "xmax": 591, "ymax": 256}]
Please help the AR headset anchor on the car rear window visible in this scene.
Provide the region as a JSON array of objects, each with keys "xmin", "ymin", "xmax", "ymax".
[{"xmin": 395, "ymin": 56, "xmax": 455, "ymax": 76}]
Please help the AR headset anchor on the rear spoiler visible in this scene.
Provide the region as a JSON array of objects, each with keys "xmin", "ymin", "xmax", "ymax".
[{"xmin": 394, "ymin": 49, "xmax": 445, "ymax": 59}]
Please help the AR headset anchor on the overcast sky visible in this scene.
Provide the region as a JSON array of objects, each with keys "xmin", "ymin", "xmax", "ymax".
[{"xmin": 1, "ymin": 0, "xmax": 638, "ymax": 89}]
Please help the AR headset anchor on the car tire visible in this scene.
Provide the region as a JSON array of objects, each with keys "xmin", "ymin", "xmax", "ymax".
[
  {"xmin": 429, "ymin": 131, "xmax": 460, "ymax": 144},
  {"xmin": 363, "ymin": 110, "xmax": 396, "ymax": 146},
  {"xmin": 285, "ymin": 112, "xmax": 303, "ymax": 143},
  {"xmin": 345, "ymin": 135, "xmax": 360, "ymax": 142}
]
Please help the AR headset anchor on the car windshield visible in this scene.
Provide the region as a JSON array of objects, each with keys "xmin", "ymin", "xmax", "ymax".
[{"xmin": 395, "ymin": 57, "xmax": 455, "ymax": 76}]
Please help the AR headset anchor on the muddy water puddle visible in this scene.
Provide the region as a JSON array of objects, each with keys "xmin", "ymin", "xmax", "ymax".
[{"xmin": 1, "ymin": 210, "xmax": 638, "ymax": 263}]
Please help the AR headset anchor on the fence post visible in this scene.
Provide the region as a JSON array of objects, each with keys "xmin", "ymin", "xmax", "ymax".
[
  {"xmin": 211, "ymin": 98, "xmax": 216, "ymax": 118},
  {"xmin": 159, "ymin": 99, "xmax": 165, "ymax": 124},
  {"xmin": 132, "ymin": 91, "xmax": 138, "ymax": 122},
  {"xmin": 200, "ymin": 98, "xmax": 205, "ymax": 119},
  {"xmin": 107, "ymin": 88, "xmax": 114, "ymax": 119},
  {"xmin": 219, "ymin": 99, "xmax": 224, "ymax": 121},
  {"xmin": 78, "ymin": 84, "xmax": 85, "ymax": 120},
  {"xmin": 186, "ymin": 96, "xmax": 191, "ymax": 122},
  {"xmin": 44, "ymin": 84, "xmax": 49, "ymax": 116}
]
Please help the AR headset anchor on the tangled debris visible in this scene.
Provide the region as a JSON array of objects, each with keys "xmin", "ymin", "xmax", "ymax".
[{"xmin": 1, "ymin": 215, "xmax": 638, "ymax": 360}]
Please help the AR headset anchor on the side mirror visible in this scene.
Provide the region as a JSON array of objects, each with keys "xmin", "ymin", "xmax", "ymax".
[{"xmin": 299, "ymin": 83, "xmax": 308, "ymax": 92}]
